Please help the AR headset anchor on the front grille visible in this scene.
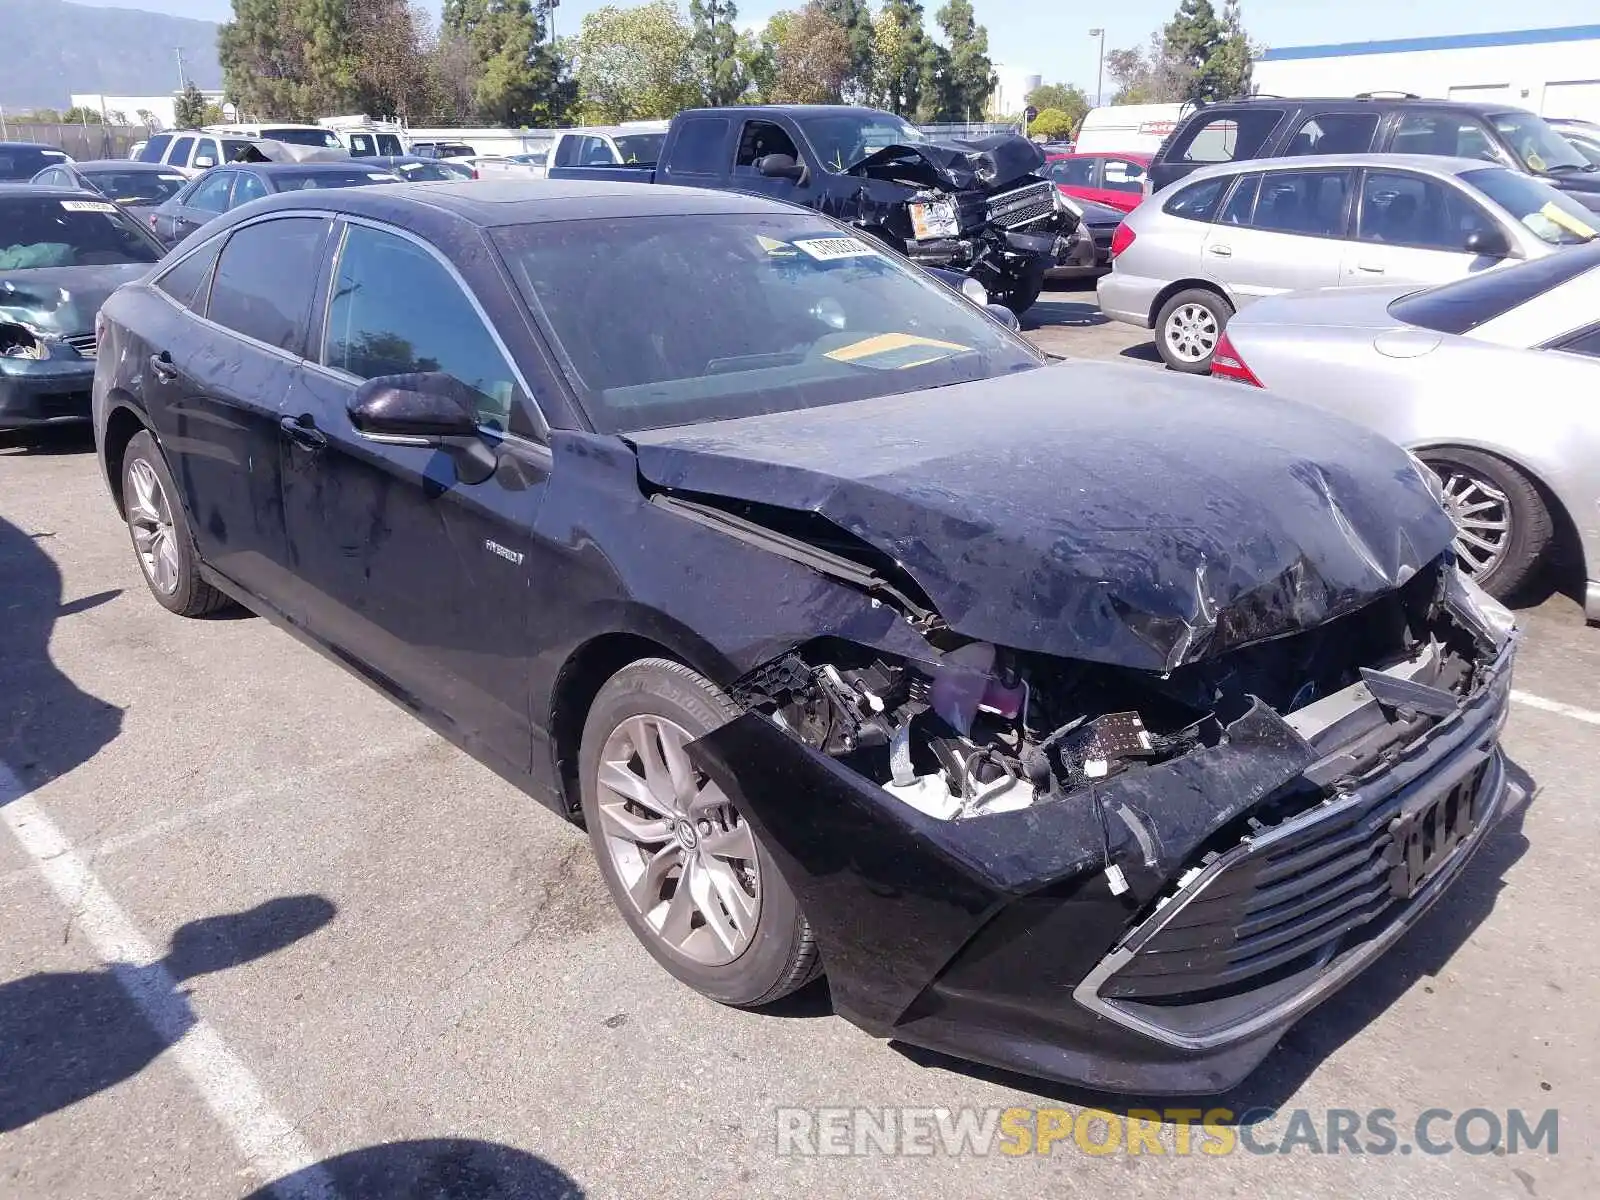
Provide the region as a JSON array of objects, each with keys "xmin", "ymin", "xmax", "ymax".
[
  {"xmin": 986, "ymin": 181, "xmax": 1056, "ymax": 229},
  {"xmin": 62, "ymin": 333, "xmax": 96, "ymax": 359},
  {"xmin": 1101, "ymin": 757, "xmax": 1493, "ymax": 1003}
]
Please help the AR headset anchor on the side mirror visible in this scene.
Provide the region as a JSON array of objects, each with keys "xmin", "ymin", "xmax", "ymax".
[
  {"xmin": 1464, "ymin": 228, "xmax": 1510, "ymax": 257},
  {"xmin": 986, "ymin": 303, "xmax": 1021, "ymax": 332},
  {"xmin": 347, "ymin": 372, "xmax": 497, "ymax": 484},
  {"xmin": 756, "ymin": 153, "xmax": 806, "ymax": 182},
  {"xmin": 193, "ymin": 156, "xmax": 215, "ymax": 169}
]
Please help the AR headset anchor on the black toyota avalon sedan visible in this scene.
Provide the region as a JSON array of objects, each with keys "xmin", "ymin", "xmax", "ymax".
[{"xmin": 92, "ymin": 180, "xmax": 1516, "ymax": 1094}]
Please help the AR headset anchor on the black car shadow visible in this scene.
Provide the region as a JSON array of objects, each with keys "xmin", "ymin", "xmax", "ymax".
[
  {"xmin": 0, "ymin": 895, "xmax": 337, "ymax": 1133},
  {"xmin": 1022, "ymin": 299, "xmax": 1109, "ymax": 332},
  {"xmin": 244, "ymin": 1139, "xmax": 585, "ymax": 1200},
  {"xmin": 1119, "ymin": 341, "xmax": 1163, "ymax": 364},
  {"xmin": 0, "ymin": 425, "xmax": 96, "ymax": 457},
  {"xmin": 891, "ymin": 758, "xmax": 1537, "ymax": 1120}
]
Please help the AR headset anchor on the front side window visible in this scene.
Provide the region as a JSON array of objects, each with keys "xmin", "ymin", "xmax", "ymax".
[
  {"xmin": 1283, "ymin": 113, "xmax": 1380, "ymax": 156},
  {"xmin": 375, "ymin": 134, "xmax": 404, "ymax": 156},
  {"xmin": 736, "ymin": 121, "xmax": 801, "ymax": 171},
  {"xmin": 324, "ymin": 224, "xmax": 521, "ymax": 431},
  {"xmin": 1553, "ymin": 324, "xmax": 1600, "ymax": 357},
  {"xmin": 1461, "ymin": 167, "xmax": 1598, "ymax": 245},
  {"xmin": 1391, "ymin": 114, "xmax": 1504, "ymax": 163},
  {"xmin": 1357, "ymin": 171, "xmax": 1493, "ymax": 251},
  {"xmin": 207, "ymin": 217, "xmax": 329, "ymax": 350},
  {"xmin": 185, "ymin": 171, "xmax": 234, "ymax": 214},
  {"xmin": 1170, "ymin": 108, "xmax": 1284, "ymax": 165},
  {"xmin": 0, "ymin": 197, "xmax": 162, "ymax": 269},
  {"xmin": 1163, "ymin": 175, "xmax": 1227, "ymax": 221},
  {"xmin": 1250, "ymin": 169, "xmax": 1352, "ymax": 238},
  {"xmin": 156, "ymin": 238, "xmax": 223, "ymax": 311},
  {"xmin": 667, "ymin": 117, "xmax": 730, "ymax": 174},
  {"xmin": 492, "ymin": 214, "xmax": 1043, "ymax": 435},
  {"xmin": 193, "ymin": 139, "xmax": 221, "ymax": 168}
]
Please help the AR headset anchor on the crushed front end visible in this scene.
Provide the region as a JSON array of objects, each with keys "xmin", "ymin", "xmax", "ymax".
[
  {"xmin": 0, "ymin": 321, "xmax": 97, "ymax": 429},
  {"xmin": 687, "ymin": 562, "xmax": 1516, "ymax": 1094}
]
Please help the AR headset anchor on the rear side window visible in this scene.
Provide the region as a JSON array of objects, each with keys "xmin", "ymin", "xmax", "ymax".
[
  {"xmin": 207, "ymin": 217, "xmax": 328, "ymax": 351},
  {"xmin": 1102, "ymin": 158, "xmax": 1147, "ymax": 192},
  {"xmin": 232, "ymin": 172, "xmax": 268, "ymax": 206},
  {"xmin": 1163, "ymin": 176, "xmax": 1228, "ymax": 221},
  {"xmin": 1168, "ymin": 108, "xmax": 1284, "ymax": 165},
  {"xmin": 1283, "ymin": 113, "xmax": 1380, "ymax": 156},
  {"xmin": 668, "ymin": 117, "xmax": 731, "ymax": 174},
  {"xmin": 156, "ymin": 238, "xmax": 223, "ymax": 311},
  {"xmin": 1389, "ymin": 247, "xmax": 1600, "ymax": 334},
  {"xmin": 1048, "ymin": 157, "xmax": 1095, "ymax": 187},
  {"xmin": 185, "ymin": 171, "xmax": 234, "ymax": 214},
  {"xmin": 137, "ymin": 134, "xmax": 172, "ymax": 164},
  {"xmin": 1251, "ymin": 169, "xmax": 1352, "ymax": 238}
]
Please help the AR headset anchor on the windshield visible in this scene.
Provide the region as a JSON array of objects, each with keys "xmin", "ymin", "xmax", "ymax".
[
  {"xmin": 1462, "ymin": 167, "xmax": 1598, "ymax": 244},
  {"xmin": 0, "ymin": 147, "xmax": 69, "ymax": 181},
  {"xmin": 493, "ymin": 213, "xmax": 1041, "ymax": 435},
  {"xmin": 0, "ymin": 196, "xmax": 162, "ymax": 268},
  {"xmin": 81, "ymin": 169, "xmax": 188, "ymax": 206},
  {"xmin": 274, "ymin": 169, "xmax": 400, "ymax": 190},
  {"xmin": 613, "ymin": 133, "xmax": 664, "ymax": 164},
  {"xmin": 261, "ymin": 127, "xmax": 343, "ymax": 150},
  {"xmin": 800, "ymin": 114, "xmax": 927, "ymax": 172},
  {"xmin": 1489, "ymin": 111, "xmax": 1588, "ymax": 173},
  {"xmin": 1389, "ymin": 242, "xmax": 1600, "ymax": 335}
]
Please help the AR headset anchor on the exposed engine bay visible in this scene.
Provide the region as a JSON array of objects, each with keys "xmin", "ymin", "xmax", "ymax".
[{"xmin": 731, "ymin": 559, "xmax": 1509, "ymax": 829}]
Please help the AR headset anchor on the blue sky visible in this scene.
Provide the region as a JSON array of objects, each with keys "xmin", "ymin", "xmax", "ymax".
[{"xmin": 113, "ymin": 0, "xmax": 1600, "ymax": 95}]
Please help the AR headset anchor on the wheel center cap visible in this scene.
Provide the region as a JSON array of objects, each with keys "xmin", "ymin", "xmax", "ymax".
[{"xmin": 675, "ymin": 819, "xmax": 699, "ymax": 850}]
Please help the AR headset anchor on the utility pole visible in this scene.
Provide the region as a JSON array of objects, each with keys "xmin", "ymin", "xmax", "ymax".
[
  {"xmin": 175, "ymin": 47, "xmax": 187, "ymax": 90},
  {"xmin": 1089, "ymin": 28, "xmax": 1106, "ymax": 107}
]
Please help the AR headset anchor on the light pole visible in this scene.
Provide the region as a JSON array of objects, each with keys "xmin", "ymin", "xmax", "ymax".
[{"xmin": 1089, "ymin": 28, "xmax": 1106, "ymax": 108}]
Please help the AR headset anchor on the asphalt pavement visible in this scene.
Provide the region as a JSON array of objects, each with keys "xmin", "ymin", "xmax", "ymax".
[{"xmin": 2, "ymin": 292, "xmax": 1596, "ymax": 1198}]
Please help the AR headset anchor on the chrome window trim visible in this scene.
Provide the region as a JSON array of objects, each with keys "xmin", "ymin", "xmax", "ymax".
[{"xmin": 315, "ymin": 214, "xmax": 551, "ymax": 441}]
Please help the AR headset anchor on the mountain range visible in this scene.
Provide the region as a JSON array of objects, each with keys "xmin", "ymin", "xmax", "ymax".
[{"xmin": 0, "ymin": 0, "xmax": 222, "ymax": 112}]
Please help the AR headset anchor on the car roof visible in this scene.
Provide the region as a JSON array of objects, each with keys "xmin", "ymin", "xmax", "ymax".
[
  {"xmin": 228, "ymin": 161, "xmax": 389, "ymax": 174},
  {"xmin": 1175, "ymin": 152, "xmax": 1512, "ymax": 183},
  {"xmin": 680, "ymin": 104, "xmax": 895, "ymax": 121},
  {"xmin": 0, "ymin": 183, "xmax": 92, "ymax": 198},
  {"xmin": 0, "ymin": 142, "xmax": 64, "ymax": 152},
  {"xmin": 75, "ymin": 160, "xmax": 178, "ymax": 173},
  {"xmin": 1201, "ymin": 96, "xmax": 1527, "ymax": 116},
  {"xmin": 242, "ymin": 178, "xmax": 796, "ymax": 229}
]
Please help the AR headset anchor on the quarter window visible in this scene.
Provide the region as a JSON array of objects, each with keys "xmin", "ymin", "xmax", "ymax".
[
  {"xmin": 1356, "ymin": 171, "xmax": 1494, "ymax": 252},
  {"xmin": 1283, "ymin": 113, "xmax": 1380, "ymax": 156},
  {"xmin": 155, "ymin": 239, "xmax": 223, "ymax": 311},
  {"xmin": 1250, "ymin": 169, "xmax": 1352, "ymax": 238},
  {"xmin": 323, "ymin": 224, "xmax": 522, "ymax": 431},
  {"xmin": 1169, "ymin": 108, "xmax": 1284, "ymax": 164},
  {"xmin": 207, "ymin": 217, "xmax": 328, "ymax": 351},
  {"xmin": 1163, "ymin": 176, "xmax": 1228, "ymax": 222}
]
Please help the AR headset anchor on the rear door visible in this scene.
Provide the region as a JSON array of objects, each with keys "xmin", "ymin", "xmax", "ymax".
[
  {"xmin": 1199, "ymin": 167, "xmax": 1352, "ymax": 305},
  {"xmin": 1341, "ymin": 168, "xmax": 1504, "ymax": 288},
  {"xmin": 276, "ymin": 219, "xmax": 555, "ymax": 771},
  {"xmin": 136, "ymin": 216, "xmax": 331, "ymax": 611}
]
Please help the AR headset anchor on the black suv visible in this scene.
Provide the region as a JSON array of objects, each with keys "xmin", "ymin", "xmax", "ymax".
[{"xmin": 1150, "ymin": 96, "xmax": 1600, "ymax": 212}]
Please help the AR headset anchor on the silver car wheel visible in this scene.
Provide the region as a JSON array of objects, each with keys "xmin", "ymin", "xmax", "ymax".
[
  {"xmin": 1164, "ymin": 303, "xmax": 1220, "ymax": 362},
  {"xmin": 1441, "ymin": 469, "xmax": 1511, "ymax": 579},
  {"xmin": 594, "ymin": 714, "xmax": 761, "ymax": 967},
  {"xmin": 127, "ymin": 459, "xmax": 181, "ymax": 595}
]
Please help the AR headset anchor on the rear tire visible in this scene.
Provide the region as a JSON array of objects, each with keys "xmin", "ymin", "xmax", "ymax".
[
  {"xmin": 578, "ymin": 658, "xmax": 821, "ymax": 1008},
  {"xmin": 120, "ymin": 430, "xmax": 230, "ymax": 617},
  {"xmin": 1417, "ymin": 447, "xmax": 1552, "ymax": 600},
  {"xmin": 1155, "ymin": 287, "xmax": 1233, "ymax": 373}
]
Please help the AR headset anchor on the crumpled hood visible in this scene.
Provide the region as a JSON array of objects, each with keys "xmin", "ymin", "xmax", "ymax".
[
  {"xmin": 0, "ymin": 263, "xmax": 147, "ymax": 338},
  {"xmin": 630, "ymin": 362, "xmax": 1456, "ymax": 671},
  {"xmin": 848, "ymin": 134, "xmax": 1047, "ymax": 192}
]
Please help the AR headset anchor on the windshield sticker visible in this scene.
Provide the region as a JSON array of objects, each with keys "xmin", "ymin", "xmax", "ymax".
[
  {"xmin": 756, "ymin": 234, "xmax": 798, "ymax": 257},
  {"xmin": 60, "ymin": 200, "xmax": 117, "ymax": 213},
  {"xmin": 368, "ymin": 172, "xmax": 399, "ymax": 181},
  {"xmin": 159, "ymin": 174, "xmax": 185, "ymax": 182},
  {"xmin": 1539, "ymin": 201, "xmax": 1596, "ymax": 240},
  {"xmin": 825, "ymin": 332, "xmax": 971, "ymax": 370},
  {"xmin": 794, "ymin": 236, "xmax": 879, "ymax": 261}
]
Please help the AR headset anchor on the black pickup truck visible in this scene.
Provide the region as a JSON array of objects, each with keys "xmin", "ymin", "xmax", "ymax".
[{"xmin": 547, "ymin": 105, "xmax": 1090, "ymax": 313}]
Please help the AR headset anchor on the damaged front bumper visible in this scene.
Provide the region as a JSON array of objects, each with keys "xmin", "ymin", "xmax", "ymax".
[
  {"xmin": 0, "ymin": 352, "xmax": 96, "ymax": 429},
  {"xmin": 685, "ymin": 575, "xmax": 1517, "ymax": 1095}
]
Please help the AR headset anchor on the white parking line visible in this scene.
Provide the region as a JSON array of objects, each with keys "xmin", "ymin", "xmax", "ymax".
[
  {"xmin": 0, "ymin": 763, "xmax": 339, "ymax": 1200},
  {"xmin": 1512, "ymin": 690, "xmax": 1600, "ymax": 727}
]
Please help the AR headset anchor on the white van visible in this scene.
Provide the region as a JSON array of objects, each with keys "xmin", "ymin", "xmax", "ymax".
[
  {"xmin": 205, "ymin": 122, "xmax": 345, "ymax": 152},
  {"xmin": 1073, "ymin": 103, "xmax": 1194, "ymax": 155},
  {"xmin": 317, "ymin": 115, "xmax": 409, "ymax": 157}
]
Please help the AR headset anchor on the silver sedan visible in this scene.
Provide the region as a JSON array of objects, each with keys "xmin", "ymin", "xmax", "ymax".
[{"xmin": 1215, "ymin": 243, "xmax": 1600, "ymax": 620}]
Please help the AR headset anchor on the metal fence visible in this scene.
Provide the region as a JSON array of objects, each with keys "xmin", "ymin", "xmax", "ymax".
[
  {"xmin": 0, "ymin": 121, "xmax": 145, "ymax": 161},
  {"xmin": 916, "ymin": 121, "xmax": 1025, "ymax": 140}
]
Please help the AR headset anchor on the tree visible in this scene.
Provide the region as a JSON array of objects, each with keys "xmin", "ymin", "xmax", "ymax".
[
  {"xmin": 442, "ymin": 0, "xmax": 572, "ymax": 125},
  {"xmin": 1027, "ymin": 82, "xmax": 1090, "ymax": 129},
  {"xmin": 1162, "ymin": 0, "xmax": 1224, "ymax": 103},
  {"xmin": 135, "ymin": 109, "xmax": 158, "ymax": 129},
  {"xmin": 219, "ymin": 0, "xmax": 359, "ymax": 119},
  {"xmin": 688, "ymin": 0, "xmax": 749, "ymax": 106},
  {"xmin": 818, "ymin": 0, "xmax": 873, "ymax": 101},
  {"xmin": 870, "ymin": 0, "xmax": 935, "ymax": 117},
  {"xmin": 927, "ymin": 0, "xmax": 994, "ymax": 122},
  {"xmin": 1209, "ymin": 0, "xmax": 1258, "ymax": 99},
  {"xmin": 1105, "ymin": 32, "xmax": 1186, "ymax": 104},
  {"xmin": 349, "ymin": 0, "xmax": 432, "ymax": 119},
  {"xmin": 63, "ymin": 105, "xmax": 103, "ymax": 125},
  {"xmin": 1028, "ymin": 107, "xmax": 1075, "ymax": 140},
  {"xmin": 574, "ymin": 2, "xmax": 700, "ymax": 123},
  {"xmin": 763, "ymin": 2, "xmax": 851, "ymax": 105},
  {"xmin": 173, "ymin": 82, "xmax": 209, "ymax": 128}
]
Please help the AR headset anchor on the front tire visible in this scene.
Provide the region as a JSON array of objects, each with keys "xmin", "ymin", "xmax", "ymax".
[
  {"xmin": 1000, "ymin": 263, "xmax": 1046, "ymax": 315},
  {"xmin": 1418, "ymin": 447, "xmax": 1552, "ymax": 600},
  {"xmin": 1155, "ymin": 288, "xmax": 1233, "ymax": 373},
  {"xmin": 121, "ymin": 430, "xmax": 230, "ymax": 617},
  {"xmin": 578, "ymin": 658, "xmax": 820, "ymax": 1007}
]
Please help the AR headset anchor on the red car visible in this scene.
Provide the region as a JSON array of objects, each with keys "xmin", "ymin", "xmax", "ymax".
[{"xmin": 1043, "ymin": 151, "xmax": 1151, "ymax": 213}]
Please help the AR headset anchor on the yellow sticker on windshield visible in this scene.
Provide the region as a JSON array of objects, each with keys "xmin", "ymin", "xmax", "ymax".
[
  {"xmin": 1540, "ymin": 201, "xmax": 1597, "ymax": 240},
  {"xmin": 825, "ymin": 332, "xmax": 971, "ymax": 369},
  {"xmin": 756, "ymin": 234, "xmax": 797, "ymax": 256}
]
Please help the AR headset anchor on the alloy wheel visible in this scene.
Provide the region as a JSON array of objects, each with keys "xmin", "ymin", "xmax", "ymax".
[
  {"xmin": 1439, "ymin": 468, "xmax": 1511, "ymax": 580},
  {"xmin": 1164, "ymin": 302, "xmax": 1220, "ymax": 362},
  {"xmin": 127, "ymin": 459, "xmax": 181, "ymax": 595},
  {"xmin": 594, "ymin": 714, "xmax": 760, "ymax": 966}
]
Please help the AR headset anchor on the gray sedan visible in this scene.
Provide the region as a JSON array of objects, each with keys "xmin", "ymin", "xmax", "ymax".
[
  {"xmin": 1099, "ymin": 153, "xmax": 1599, "ymax": 372},
  {"xmin": 1215, "ymin": 243, "xmax": 1600, "ymax": 619}
]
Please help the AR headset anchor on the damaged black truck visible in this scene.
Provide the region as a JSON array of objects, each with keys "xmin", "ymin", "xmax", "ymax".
[{"xmin": 545, "ymin": 105, "xmax": 1088, "ymax": 314}]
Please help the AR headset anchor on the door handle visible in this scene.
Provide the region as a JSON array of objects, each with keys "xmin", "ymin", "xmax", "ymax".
[
  {"xmin": 1207, "ymin": 244, "xmax": 1233, "ymax": 257},
  {"xmin": 279, "ymin": 413, "xmax": 328, "ymax": 452},
  {"xmin": 149, "ymin": 351, "xmax": 178, "ymax": 383},
  {"xmin": 1355, "ymin": 263, "xmax": 1386, "ymax": 274}
]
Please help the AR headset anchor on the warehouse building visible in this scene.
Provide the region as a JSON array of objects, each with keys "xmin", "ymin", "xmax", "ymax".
[{"xmin": 1252, "ymin": 25, "xmax": 1600, "ymax": 121}]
